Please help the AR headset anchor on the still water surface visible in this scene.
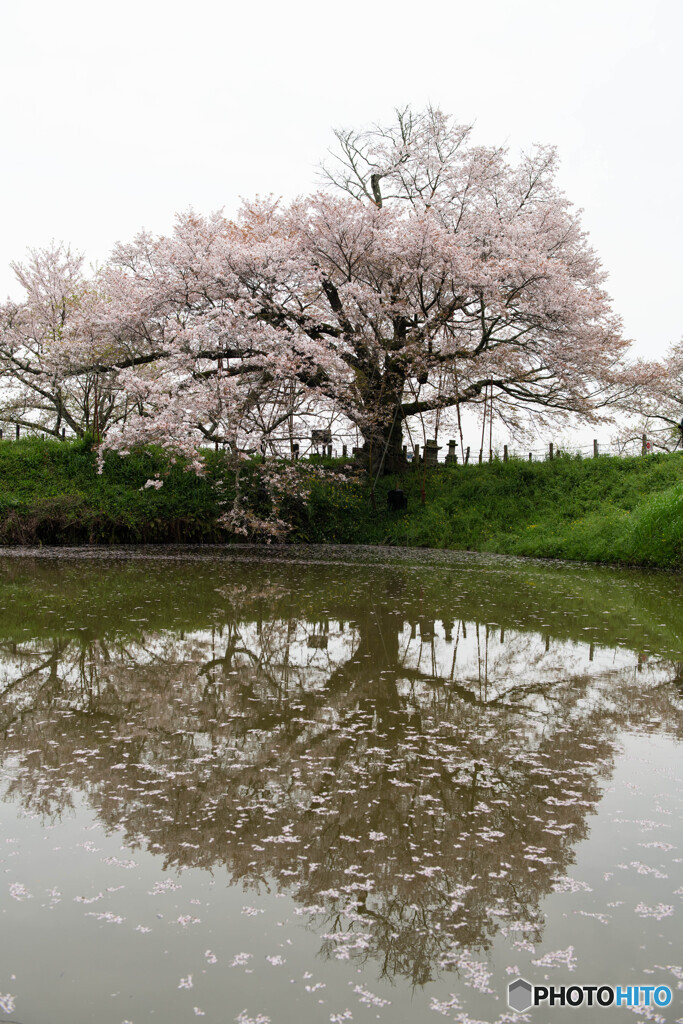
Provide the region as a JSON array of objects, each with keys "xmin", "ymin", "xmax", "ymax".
[{"xmin": 0, "ymin": 546, "xmax": 681, "ymax": 1023}]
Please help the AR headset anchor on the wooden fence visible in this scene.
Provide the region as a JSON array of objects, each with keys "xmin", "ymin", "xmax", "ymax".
[{"xmin": 1, "ymin": 425, "xmax": 680, "ymax": 462}]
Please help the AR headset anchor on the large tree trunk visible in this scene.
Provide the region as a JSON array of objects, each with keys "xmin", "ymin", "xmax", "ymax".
[
  {"xmin": 357, "ymin": 395, "xmax": 406, "ymax": 474},
  {"xmin": 357, "ymin": 359, "xmax": 407, "ymax": 474}
]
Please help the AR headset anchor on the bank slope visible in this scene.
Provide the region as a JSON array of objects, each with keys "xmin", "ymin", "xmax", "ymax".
[{"xmin": 1, "ymin": 438, "xmax": 682, "ymax": 569}]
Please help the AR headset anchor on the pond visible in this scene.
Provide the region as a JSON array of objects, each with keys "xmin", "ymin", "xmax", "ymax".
[{"xmin": 0, "ymin": 546, "xmax": 681, "ymax": 1024}]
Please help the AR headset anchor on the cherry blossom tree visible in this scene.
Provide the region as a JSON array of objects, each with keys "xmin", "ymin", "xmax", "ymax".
[
  {"xmin": 606, "ymin": 338, "xmax": 683, "ymax": 453},
  {"xmin": 1, "ymin": 107, "xmax": 646, "ymax": 472},
  {"xmin": 310, "ymin": 106, "xmax": 635, "ymax": 461},
  {"xmin": 638, "ymin": 338, "xmax": 683, "ymax": 449},
  {"xmin": 0, "ymin": 244, "xmax": 136, "ymax": 438},
  {"xmin": 662, "ymin": 339, "xmax": 683, "ymax": 441}
]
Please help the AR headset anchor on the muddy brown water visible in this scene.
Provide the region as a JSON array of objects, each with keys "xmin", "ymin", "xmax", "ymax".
[{"xmin": 0, "ymin": 546, "xmax": 681, "ymax": 1023}]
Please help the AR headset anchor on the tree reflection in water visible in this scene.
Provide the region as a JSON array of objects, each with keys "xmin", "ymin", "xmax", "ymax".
[{"xmin": 0, "ymin": 551, "xmax": 681, "ymax": 988}]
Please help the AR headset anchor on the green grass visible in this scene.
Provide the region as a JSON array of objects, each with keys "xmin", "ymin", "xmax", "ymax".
[
  {"xmin": 1, "ymin": 438, "xmax": 682, "ymax": 568},
  {"xmin": 300, "ymin": 451, "xmax": 683, "ymax": 569},
  {"xmin": 0, "ymin": 437, "xmax": 226, "ymax": 544}
]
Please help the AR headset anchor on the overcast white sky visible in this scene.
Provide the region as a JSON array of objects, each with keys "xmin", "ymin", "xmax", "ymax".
[{"xmin": 1, "ymin": 0, "xmax": 681, "ymax": 363}]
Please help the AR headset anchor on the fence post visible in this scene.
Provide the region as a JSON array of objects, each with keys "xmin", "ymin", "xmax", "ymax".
[
  {"xmin": 326, "ymin": 444, "xmax": 332, "ymax": 458},
  {"xmin": 0, "ymin": 428, "xmax": 3, "ymax": 440},
  {"xmin": 642, "ymin": 434, "xmax": 647, "ymax": 456},
  {"xmin": 465, "ymin": 446, "xmax": 470, "ymax": 464},
  {"xmin": 593, "ymin": 439, "xmax": 598, "ymax": 458},
  {"xmin": 478, "ymin": 448, "xmax": 483, "ymax": 464},
  {"xmin": 414, "ymin": 445, "xmax": 420, "ymax": 465},
  {"xmin": 343, "ymin": 444, "xmax": 348, "ymax": 458},
  {"xmin": 528, "ymin": 452, "xmax": 532, "ymax": 462},
  {"xmin": 16, "ymin": 425, "xmax": 20, "ymax": 440},
  {"xmin": 549, "ymin": 442, "xmax": 554, "ymax": 460},
  {"xmin": 292, "ymin": 443, "xmax": 299, "ymax": 461},
  {"xmin": 62, "ymin": 427, "xmax": 66, "ymax": 440},
  {"xmin": 503, "ymin": 444, "xmax": 508, "ymax": 462}
]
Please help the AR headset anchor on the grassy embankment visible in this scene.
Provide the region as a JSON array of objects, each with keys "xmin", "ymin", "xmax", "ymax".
[{"xmin": 1, "ymin": 436, "xmax": 682, "ymax": 568}]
